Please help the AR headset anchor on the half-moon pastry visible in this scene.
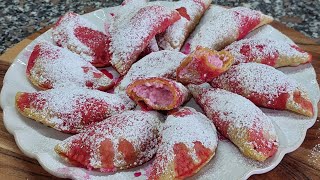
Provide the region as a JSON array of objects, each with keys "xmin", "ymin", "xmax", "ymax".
[
  {"xmin": 15, "ymin": 87, "xmax": 135, "ymax": 133},
  {"xmin": 148, "ymin": 107, "xmax": 218, "ymax": 179},
  {"xmin": 27, "ymin": 42, "xmax": 114, "ymax": 91},
  {"xmin": 55, "ymin": 110, "xmax": 163, "ymax": 171},
  {"xmin": 188, "ymin": 83, "xmax": 279, "ymax": 161},
  {"xmin": 52, "ymin": 12, "xmax": 111, "ymax": 67},
  {"xmin": 224, "ymin": 38, "xmax": 312, "ymax": 67},
  {"xmin": 211, "ymin": 63, "xmax": 314, "ymax": 117}
]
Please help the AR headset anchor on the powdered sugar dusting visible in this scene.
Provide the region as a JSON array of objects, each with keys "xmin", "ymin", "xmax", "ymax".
[
  {"xmin": 174, "ymin": 78, "xmax": 190, "ymax": 102},
  {"xmin": 152, "ymin": 107, "xmax": 218, "ymax": 177},
  {"xmin": 28, "ymin": 42, "xmax": 113, "ymax": 89},
  {"xmin": 147, "ymin": 37, "xmax": 160, "ymax": 52},
  {"xmin": 110, "ymin": 0, "xmax": 147, "ymax": 28},
  {"xmin": 157, "ymin": 0, "xmax": 211, "ymax": 51},
  {"xmin": 52, "ymin": 12, "xmax": 103, "ymax": 63},
  {"xmin": 225, "ymin": 38, "xmax": 310, "ymax": 67},
  {"xmin": 115, "ymin": 50, "xmax": 186, "ymax": 92},
  {"xmin": 56, "ymin": 110, "xmax": 163, "ymax": 170},
  {"xmin": 109, "ymin": 5, "xmax": 180, "ymax": 74},
  {"xmin": 188, "ymin": 84, "xmax": 278, "ymax": 160},
  {"xmin": 189, "ymin": 7, "xmax": 263, "ymax": 51},
  {"xmin": 158, "ymin": 18, "xmax": 189, "ymax": 51},
  {"xmin": 22, "ymin": 87, "xmax": 135, "ymax": 133},
  {"xmin": 212, "ymin": 63, "xmax": 298, "ymax": 100},
  {"xmin": 189, "ymin": 84, "xmax": 277, "ymax": 135}
]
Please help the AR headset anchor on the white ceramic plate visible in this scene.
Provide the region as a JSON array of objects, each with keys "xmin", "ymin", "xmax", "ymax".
[{"xmin": 1, "ymin": 4, "xmax": 319, "ymax": 180}]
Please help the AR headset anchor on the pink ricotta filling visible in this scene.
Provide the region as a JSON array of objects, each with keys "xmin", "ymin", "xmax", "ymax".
[
  {"xmin": 132, "ymin": 83, "xmax": 174, "ymax": 107},
  {"xmin": 207, "ymin": 55, "xmax": 223, "ymax": 68}
]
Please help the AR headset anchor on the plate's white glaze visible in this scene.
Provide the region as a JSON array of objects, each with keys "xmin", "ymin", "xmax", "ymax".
[{"xmin": 1, "ymin": 4, "xmax": 320, "ymax": 180}]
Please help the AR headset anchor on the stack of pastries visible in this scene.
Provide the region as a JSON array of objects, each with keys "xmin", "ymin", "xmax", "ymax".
[{"xmin": 15, "ymin": 0, "xmax": 315, "ymax": 179}]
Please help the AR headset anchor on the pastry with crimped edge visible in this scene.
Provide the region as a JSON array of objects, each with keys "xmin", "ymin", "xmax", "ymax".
[
  {"xmin": 148, "ymin": 107, "xmax": 218, "ymax": 180},
  {"xmin": 15, "ymin": 87, "xmax": 135, "ymax": 133},
  {"xmin": 55, "ymin": 110, "xmax": 163, "ymax": 172},
  {"xmin": 224, "ymin": 38, "xmax": 312, "ymax": 68},
  {"xmin": 109, "ymin": 5, "xmax": 181, "ymax": 75},
  {"xmin": 157, "ymin": 0, "xmax": 212, "ymax": 51},
  {"xmin": 52, "ymin": 12, "xmax": 111, "ymax": 67},
  {"xmin": 26, "ymin": 42, "xmax": 114, "ymax": 91},
  {"xmin": 211, "ymin": 63, "xmax": 314, "ymax": 117},
  {"xmin": 177, "ymin": 46, "xmax": 234, "ymax": 85},
  {"xmin": 115, "ymin": 50, "xmax": 186, "ymax": 93},
  {"xmin": 183, "ymin": 7, "xmax": 273, "ymax": 53},
  {"xmin": 188, "ymin": 83, "xmax": 279, "ymax": 161},
  {"xmin": 126, "ymin": 77, "xmax": 190, "ymax": 110}
]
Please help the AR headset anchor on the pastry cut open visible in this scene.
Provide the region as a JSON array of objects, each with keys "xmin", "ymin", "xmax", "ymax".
[
  {"xmin": 126, "ymin": 77, "xmax": 189, "ymax": 110},
  {"xmin": 115, "ymin": 50, "xmax": 186, "ymax": 93},
  {"xmin": 177, "ymin": 46, "xmax": 234, "ymax": 84}
]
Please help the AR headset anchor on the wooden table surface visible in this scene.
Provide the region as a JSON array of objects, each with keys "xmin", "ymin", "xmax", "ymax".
[{"xmin": 0, "ymin": 22, "xmax": 319, "ymax": 180}]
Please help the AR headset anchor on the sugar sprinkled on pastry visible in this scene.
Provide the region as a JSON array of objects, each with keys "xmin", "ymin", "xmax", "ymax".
[
  {"xmin": 224, "ymin": 38, "xmax": 312, "ymax": 67},
  {"xmin": 148, "ymin": 107, "xmax": 218, "ymax": 179},
  {"xmin": 177, "ymin": 46, "xmax": 234, "ymax": 84},
  {"xmin": 184, "ymin": 7, "xmax": 273, "ymax": 53},
  {"xmin": 115, "ymin": 50, "xmax": 186, "ymax": 93},
  {"xmin": 188, "ymin": 83, "xmax": 279, "ymax": 161},
  {"xmin": 121, "ymin": 0, "xmax": 148, "ymax": 6},
  {"xmin": 111, "ymin": 0, "xmax": 160, "ymax": 59},
  {"xmin": 157, "ymin": 0, "xmax": 212, "ymax": 51},
  {"xmin": 52, "ymin": 12, "xmax": 111, "ymax": 67},
  {"xmin": 113, "ymin": 0, "xmax": 148, "ymax": 22},
  {"xmin": 211, "ymin": 63, "xmax": 314, "ymax": 117},
  {"xmin": 139, "ymin": 37, "xmax": 160, "ymax": 59},
  {"xmin": 109, "ymin": 5, "xmax": 181, "ymax": 75},
  {"xmin": 15, "ymin": 87, "xmax": 135, "ymax": 133},
  {"xmin": 55, "ymin": 110, "xmax": 163, "ymax": 171},
  {"xmin": 26, "ymin": 42, "xmax": 114, "ymax": 91},
  {"xmin": 126, "ymin": 77, "xmax": 190, "ymax": 110}
]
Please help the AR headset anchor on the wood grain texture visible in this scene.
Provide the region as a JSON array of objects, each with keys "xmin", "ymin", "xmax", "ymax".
[{"xmin": 0, "ymin": 21, "xmax": 319, "ymax": 180}]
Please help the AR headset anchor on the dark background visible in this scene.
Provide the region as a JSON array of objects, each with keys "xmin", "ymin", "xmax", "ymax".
[{"xmin": 1, "ymin": 0, "xmax": 319, "ymax": 54}]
